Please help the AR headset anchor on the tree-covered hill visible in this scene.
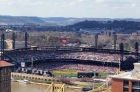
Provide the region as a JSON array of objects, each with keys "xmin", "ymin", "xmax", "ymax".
[
  {"xmin": 0, "ymin": 15, "xmax": 45, "ymax": 24},
  {"xmin": 67, "ymin": 20, "xmax": 140, "ymax": 33}
]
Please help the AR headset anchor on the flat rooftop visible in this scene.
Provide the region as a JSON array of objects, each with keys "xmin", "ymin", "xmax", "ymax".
[
  {"xmin": 111, "ymin": 63, "xmax": 140, "ymax": 81},
  {"xmin": 111, "ymin": 70, "xmax": 140, "ymax": 81}
]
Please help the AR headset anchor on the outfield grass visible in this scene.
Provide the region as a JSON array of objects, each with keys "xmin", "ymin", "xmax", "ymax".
[
  {"xmin": 53, "ymin": 72, "xmax": 77, "ymax": 77},
  {"xmin": 52, "ymin": 69, "xmax": 108, "ymax": 77},
  {"xmin": 61, "ymin": 69, "xmax": 76, "ymax": 72},
  {"xmin": 52, "ymin": 69, "xmax": 77, "ymax": 77},
  {"xmin": 98, "ymin": 72, "xmax": 108, "ymax": 77}
]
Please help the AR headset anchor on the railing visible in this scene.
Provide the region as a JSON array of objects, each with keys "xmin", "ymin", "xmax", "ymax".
[
  {"xmin": 45, "ymin": 82, "xmax": 53, "ymax": 92},
  {"xmin": 45, "ymin": 82, "xmax": 65, "ymax": 92},
  {"xmin": 132, "ymin": 86, "xmax": 140, "ymax": 89}
]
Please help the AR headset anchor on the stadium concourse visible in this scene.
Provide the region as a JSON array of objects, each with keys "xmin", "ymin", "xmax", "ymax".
[{"xmin": 4, "ymin": 48, "xmax": 136, "ymax": 76}]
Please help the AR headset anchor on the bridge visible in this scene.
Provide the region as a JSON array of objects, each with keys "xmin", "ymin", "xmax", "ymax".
[{"xmin": 44, "ymin": 69, "xmax": 121, "ymax": 92}]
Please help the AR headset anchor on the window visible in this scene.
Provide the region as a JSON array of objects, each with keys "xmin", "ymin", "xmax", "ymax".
[
  {"xmin": 124, "ymin": 81, "xmax": 129, "ymax": 86},
  {"xmin": 124, "ymin": 88, "xmax": 128, "ymax": 92},
  {"xmin": 132, "ymin": 82, "xmax": 140, "ymax": 89},
  {"xmin": 3, "ymin": 68, "xmax": 7, "ymax": 75},
  {"xmin": 123, "ymin": 81, "xmax": 129, "ymax": 92},
  {"xmin": 132, "ymin": 89, "xmax": 140, "ymax": 92}
]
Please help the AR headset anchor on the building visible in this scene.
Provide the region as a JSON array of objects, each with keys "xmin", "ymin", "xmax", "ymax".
[
  {"xmin": 111, "ymin": 63, "xmax": 140, "ymax": 92},
  {"xmin": 103, "ymin": 30, "xmax": 116, "ymax": 37},
  {"xmin": 0, "ymin": 60, "xmax": 14, "ymax": 92},
  {"xmin": 5, "ymin": 39, "xmax": 13, "ymax": 50},
  {"xmin": 5, "ymin": 39, "xmax": 25, "ymax": 50}
]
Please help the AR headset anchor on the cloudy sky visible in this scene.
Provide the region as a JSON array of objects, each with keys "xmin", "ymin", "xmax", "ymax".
[{"xmin": 0, "ymin": 0, "xmax": 139, "ymax": 18}]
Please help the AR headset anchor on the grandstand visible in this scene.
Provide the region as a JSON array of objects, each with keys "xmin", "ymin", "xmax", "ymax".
[
  {"xmin": 3, "ymin": 47, "xmax": 138, "ymax": 75},
  {"xmin": 1, "ymin": 33, "xmax": 140, "ymax": 92}
]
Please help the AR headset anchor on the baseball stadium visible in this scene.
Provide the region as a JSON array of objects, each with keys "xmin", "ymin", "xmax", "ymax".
[{"xmin": 1, "ymin": 33, "xmax": 140, "ymax": 92}]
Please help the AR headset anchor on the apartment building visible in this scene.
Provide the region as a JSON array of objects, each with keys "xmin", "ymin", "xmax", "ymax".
[
  {"xmin": 111, "ymin": 63, "xmax": 140, "ymax": 92},
  {"xmin": 0, "ymin": 60, "xmax": 13, "ymax": 92}
]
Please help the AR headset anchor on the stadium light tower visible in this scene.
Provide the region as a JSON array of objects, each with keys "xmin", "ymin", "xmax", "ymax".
[
  {"xmin": 119, "ymin": 43, "xmax": 124, "ymax": 62},
  {"xmin": 95, "ymin": 34, "xmax": 98, "ymax": 49},
  {"xmin": 31, "ymin": 57, "xmax": 34, "ymax": 72},
  {"xmin": 118, "ymin": 58, "xmax": 121, "ymax": 74},
  {"xmin": 12, "ymin": 32, "xmax": 15, "ymax": 49},
  {"xmin": 113, "ymin": 34, "xmax": 117, "ymax": 50},
  {"xmin": 25, "ymin": 32, "xmax": 28, "ymax": 48},
  {"xmin": 1, "ymin": 34, "xmax": 5, "ymax": 60},
  {"xmin": 135, "ymin": 42, "xmax": 139, "ymax": 60}
]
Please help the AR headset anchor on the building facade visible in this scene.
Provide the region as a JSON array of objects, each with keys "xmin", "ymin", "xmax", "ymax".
[
  {"xmin": 5, "ymin": 39, "xmax": 25, "ymax": 50},
  {"xmin": 111, "ymin": 63, "xmax": 140, "ymax": 92},
  {"xmin": 0, "ymin": 60, "xmax": 13, "ymax": 92}
]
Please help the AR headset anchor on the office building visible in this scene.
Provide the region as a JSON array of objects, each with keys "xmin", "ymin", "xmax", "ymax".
[
  {"xmin": 0, "ymin": 60, "xmax": 13, "ymax": 92},
  {"xmin": 111, "ymin": 63, "xmax": 140, "ymax": 92}
]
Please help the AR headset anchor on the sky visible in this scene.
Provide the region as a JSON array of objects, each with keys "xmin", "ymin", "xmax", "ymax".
[{"xmin": 0, "ymin": 0, "xmax": 140, "ymax": 18}]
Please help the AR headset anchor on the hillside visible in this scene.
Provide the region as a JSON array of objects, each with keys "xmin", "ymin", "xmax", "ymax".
[
  {"xmin": 0, "ymin": 15, "xmax": 140, "ymax": 26},
  {"xmin": 40, "ymin": 17, "xmax": 140, "ymax": 26},
  {"xmin": 40, "ymin": 17, "xmax": 112, "ymax": 25},
  {"xmin": 0, "ymin": 15, "xmax": 45, "ymax": 24},
  {"xmin": 66, "ymin": 20, "xmax": 140, "ymax": 33}
]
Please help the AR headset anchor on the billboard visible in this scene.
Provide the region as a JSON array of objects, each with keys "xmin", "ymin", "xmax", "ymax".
[
  {"xmin": 21, "ymin": 62, "xmax": 26, "ymax": 67},
  {"xmin": 61, "ymin": 39, "xmax": 68, "ymax": 43}
]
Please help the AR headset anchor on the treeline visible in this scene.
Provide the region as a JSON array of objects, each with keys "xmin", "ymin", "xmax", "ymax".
[
  {"xmin": 2, "ymin": 31, "xmax": 140, "ymax": 50},
  {"xmin": 1, "ymin": 20, "xmax": 140, "ymax": 33},
  {"xmin": 67, "ymin": 20, "xmax": 140, "ymax": 33},
  {"xmin": 0, "ymin": 15, "xmax": 44, "ymax": 24}
]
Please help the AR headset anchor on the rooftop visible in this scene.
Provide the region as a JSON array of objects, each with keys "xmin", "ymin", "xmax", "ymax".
[
  {"xmin": 0, "ymin": 60, "xmax": 14, "ymax": 67},
  {"xmin": 111, "ymin": 63, "xmax": 140, "ymax": 81}
]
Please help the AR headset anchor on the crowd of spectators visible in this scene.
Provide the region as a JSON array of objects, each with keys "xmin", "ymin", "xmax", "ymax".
[
  {"xmin": 5, "ymin": 50, "xmax": 134, "ymax": 74},
  {"xmin": 56, "ymin": 52, "xmax": 121, "ymax": 63},
  {"xmin": 5, "ymin": 50, "xmax": 129, "ymax": 63},
  {"xmin": 31, "ymin": 62, "xmax": 117, "ymax": 74}
]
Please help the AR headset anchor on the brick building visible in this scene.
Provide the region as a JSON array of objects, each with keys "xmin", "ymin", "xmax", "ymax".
[
  {"xmin": 111, "ymin": 63, "xmax": 140, "ymax": 92},
  {"xmin": 0, "ymin": 60, "xmax": 14, "ymax": 92}
]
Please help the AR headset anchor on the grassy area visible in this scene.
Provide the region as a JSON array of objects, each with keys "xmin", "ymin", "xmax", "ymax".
[
  {"xmin": 61, "ymin": 69, "xmax": 77, "ymax": 72},
  {"xmin": 52, "ymin": 69, "xmax": 108, "ymax": 77},
  {"xmin": 52, "ymin": 69, "xmax": 78, "ymax": 77},
  {"xmin": 98, "ymin": 72, "xmax": 108, "ymax": 77},
  {"xmin": 52, "ymin": 72, "xmax": 77, "ymax": 77}
]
